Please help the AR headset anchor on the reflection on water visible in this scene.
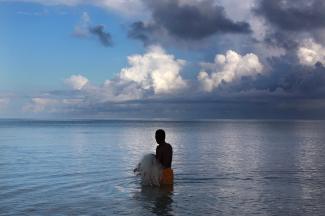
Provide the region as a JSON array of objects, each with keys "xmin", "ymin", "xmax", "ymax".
[
  {"xmin": 133, "ymin": 186, "xmax": 174, "ymax": 216},
  {"xmin": 1, "ymin": 120, "xmax": 325, "ymax": 215}
]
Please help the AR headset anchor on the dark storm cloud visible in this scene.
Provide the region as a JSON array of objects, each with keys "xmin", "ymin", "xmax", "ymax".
[
  {"xmin": 89, "ymin": 25, "xmax": 113, "ymax": 47},
  {"xmin": 263, "ymin": 32, "xmax": 299, "ymax": 50},
  {"xmin": 229, "ymin": 58, "xmax": 325, "ymax": 99},
  {"xmin": 129, "ymin": 0, "xmax": 251, "ymax": 43},
  {"xmin": 268, "ymin": 61, "xmax": 325, "ymax": 97},
  {"xmin": 127, "ymin": 21, "xmax": 160, "ymax": 45},
  {"xmin": 148, "ymin": 0, "xmax": 251, "ymax": 39},
  {"xmin": 256, "ymin": 0, "xmax": 325, "ymax": 31}
]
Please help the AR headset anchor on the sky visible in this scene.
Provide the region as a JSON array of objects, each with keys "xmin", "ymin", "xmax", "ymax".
[{"xmin": 1, "ymin": 0, "xmax": 325, "ymax": 119}]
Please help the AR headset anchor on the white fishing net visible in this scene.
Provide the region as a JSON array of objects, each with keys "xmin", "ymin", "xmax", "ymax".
[{"xmin": 134, "ymin": 154, "xmax": 162, "ymax": 187}]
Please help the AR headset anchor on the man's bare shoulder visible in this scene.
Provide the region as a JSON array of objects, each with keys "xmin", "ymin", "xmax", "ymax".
[
  {"xmin": 165, "ymin": 143, "xmax": 172, "ymax": 151},
  {"xmin": 158, "ymin": 143, "xmax": 172, "ymax": 151}
]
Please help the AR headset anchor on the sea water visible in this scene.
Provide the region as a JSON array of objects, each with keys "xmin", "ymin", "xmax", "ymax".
[{"xmin": 1, "ymin": 119, "xmax": 325, "ymax": 215}]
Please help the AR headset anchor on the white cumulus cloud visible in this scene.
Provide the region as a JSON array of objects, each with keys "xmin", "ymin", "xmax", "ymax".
[
  {"xmin": 297, "ymin": 39, "xmax": 325, "ymax": 66},
  {"xmin": 64, "ymin": 74, "xmax": 89, "ymax": 90},
  {"xmin": 119, "ymin": 45, "xmax": 187, "ymax": 95},
  {"xmin": 198, "ymin": 50, "xmax": 263, "ymax": 92}
]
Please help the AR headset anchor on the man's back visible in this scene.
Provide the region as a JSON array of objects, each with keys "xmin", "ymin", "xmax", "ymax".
[{"xmin": 156, "ymin": 143, "xmax": 173, "ymax": 168}]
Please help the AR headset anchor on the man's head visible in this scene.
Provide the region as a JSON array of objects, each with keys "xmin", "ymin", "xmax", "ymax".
[{"xmin": 155, "ymin": 129, "xmax": 165, "ymax": 144}]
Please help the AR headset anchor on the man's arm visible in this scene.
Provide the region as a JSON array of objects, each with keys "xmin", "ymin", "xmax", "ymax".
[
  {"xmin": 155, "ymin": 146, "xmax": 159, "ymax": 159},
  {"xmin": 156, "ymin": 146, "xmax": 163, "ymax": 164}
]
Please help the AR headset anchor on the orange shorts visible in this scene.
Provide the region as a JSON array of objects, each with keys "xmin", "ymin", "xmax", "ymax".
[{"xmin": 160, "ymin": 168, "xmax": 174, "ymax": 185}]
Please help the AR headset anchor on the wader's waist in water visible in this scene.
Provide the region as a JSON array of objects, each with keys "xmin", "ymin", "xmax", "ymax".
[{"xmin": 161, "ymin": 168, "xmax": 174, "ymax": 185}]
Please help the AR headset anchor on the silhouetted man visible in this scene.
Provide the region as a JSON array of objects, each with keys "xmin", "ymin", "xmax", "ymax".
[{"xmin": 155, "ymin": 129, "xmax": 173, "ymax": 185}]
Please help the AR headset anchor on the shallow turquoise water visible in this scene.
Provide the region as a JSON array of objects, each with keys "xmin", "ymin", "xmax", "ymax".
[{"xmin": 1, "ymin": 119, "xmax": 325, "ymax": 215}]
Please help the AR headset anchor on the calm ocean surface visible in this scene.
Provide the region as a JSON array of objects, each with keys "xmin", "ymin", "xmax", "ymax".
[{"xmin": 1, "ymin": 119, "xmax": 325, "ymax": 215}]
